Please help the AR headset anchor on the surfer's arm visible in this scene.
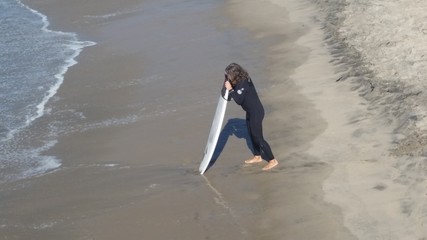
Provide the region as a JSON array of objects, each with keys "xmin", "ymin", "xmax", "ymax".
[
  {"xmin": 228, "ymin": 80, "xmax": 247, "ymax": 105},
  {"xmin": 221, "ymin": 86, "xmax": 232, "ymax": 101}
]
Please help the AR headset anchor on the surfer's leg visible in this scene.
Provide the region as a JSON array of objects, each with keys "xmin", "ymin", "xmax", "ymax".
[
  {"xmin": 247, "ymin": 117, "xmax": 261, "ymax": 154},
  {"xmin": 244, "ymin": 117, "xmax": 263, "ymax": 164},
  {"xmin": 258, "ymin": 138, "xmax": 278, "ymax": 170},
  {"xmin": 249, "ymin": 116, "xmax": 272, "ymax": 158},
  {"xmin": 249, "ymin": 116, "xmax": 278, "ymax": 170},
  {"xmin": 245, "ymin": 116, "xmax": 256, "ymax": 153},
  {"xmin": 260, "ymin": 138, "xmax": 275, "ymax": 160}
]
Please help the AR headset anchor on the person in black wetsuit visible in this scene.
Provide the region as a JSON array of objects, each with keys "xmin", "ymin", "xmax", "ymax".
[{"xmin": 223, "ymin": 63, "xmax": 278, "ymax": 171}]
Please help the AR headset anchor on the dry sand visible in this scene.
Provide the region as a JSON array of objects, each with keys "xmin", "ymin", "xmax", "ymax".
[
  {"xmin": 1, "ymin": 0, "xmax": 427, "ymax": 239},
  {"xmin": 308, "ymin": 0, "xmax": 427, "ymax": 238},
  {"xmin": 229, "ymin": 0, "xmax": 427, "ymax": 239}
]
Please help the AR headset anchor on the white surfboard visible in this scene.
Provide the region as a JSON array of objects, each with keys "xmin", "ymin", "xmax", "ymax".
[{"xmin": 199, "ymin": 90, "xmax": 229, "ymax": 174}]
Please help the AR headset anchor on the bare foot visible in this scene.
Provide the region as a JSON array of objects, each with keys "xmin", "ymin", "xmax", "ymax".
[
  {"xmin": 244, "ymin": 156, "xmax": 263, "ymax": 164},
  {"xmin": 262, "ymin": 159, "xmax": 278, "ymax": 171}
]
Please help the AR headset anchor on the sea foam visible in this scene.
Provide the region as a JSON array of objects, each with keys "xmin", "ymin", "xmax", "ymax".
[{"xmin": 0, "ymin": 0, "xmax": 95, "ymax": 183}]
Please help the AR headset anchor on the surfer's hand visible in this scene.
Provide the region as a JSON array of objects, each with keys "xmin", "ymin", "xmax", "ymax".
[{"xmin": 225, "ymin": 81, "xmax": 232, "ymax": 90}]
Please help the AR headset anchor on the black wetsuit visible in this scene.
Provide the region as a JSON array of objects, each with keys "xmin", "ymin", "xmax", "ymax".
[{"xmin": 222, "ymin": 78, "xmax": 275, "ymax": 161}]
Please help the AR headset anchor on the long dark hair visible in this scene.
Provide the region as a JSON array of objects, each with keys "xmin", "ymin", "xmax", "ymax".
[{"xmin": 225, "ymin": 63, "xmax": 249, "ymax": 86}]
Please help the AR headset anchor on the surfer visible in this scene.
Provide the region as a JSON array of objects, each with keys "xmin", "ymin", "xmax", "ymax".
[{"xmin": 223, "ymin": 63, "xmax": 279, "ymax": 171}]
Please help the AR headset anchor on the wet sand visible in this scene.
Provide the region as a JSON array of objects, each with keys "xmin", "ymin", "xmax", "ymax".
[{"xmin": 1, "ymin": 0, "xmax": 427, "ymax": 239}]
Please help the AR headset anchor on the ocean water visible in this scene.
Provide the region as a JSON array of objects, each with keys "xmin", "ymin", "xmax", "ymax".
[{"xmin": 0, "ymin": 0, "xmax": 95, "ymax": 183}]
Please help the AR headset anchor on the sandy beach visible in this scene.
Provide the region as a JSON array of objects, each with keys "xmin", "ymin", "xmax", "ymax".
[{"xmin": 1, "ymin": 0, "xmax": 427, "ymax": 239}]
